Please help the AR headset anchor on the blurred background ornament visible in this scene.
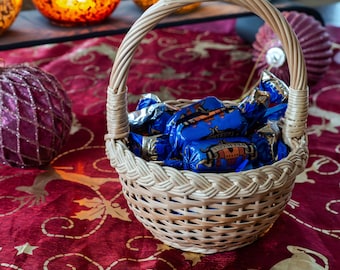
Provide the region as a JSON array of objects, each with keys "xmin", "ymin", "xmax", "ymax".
[
  {"xmin": 133, "ymin": 0, "xmax": 200, "ymax": 14},
  {"xmin": 0, "ymin": 0, "xmax": 22, "ymax": 35},
  {"xmin": 32, "ymin": 0, "xmax": 120, "ymax": 26},
  {"xmin": 0, "ymin": 64, "xmax": 73, "ymax": 168},
  {"xmin": 252, "ymin": 11, "xmax": 333, "ymax": 85}
]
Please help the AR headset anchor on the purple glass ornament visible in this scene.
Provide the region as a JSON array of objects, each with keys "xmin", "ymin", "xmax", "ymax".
[{"xmin": 0, "ymin": 64, "xmax": 72, "ymax": 168}]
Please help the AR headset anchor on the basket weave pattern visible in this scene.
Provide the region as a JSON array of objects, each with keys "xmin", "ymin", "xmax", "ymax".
[{"xmin": 105, "ymin": 0, "xmax": 309, "ymax": 254}]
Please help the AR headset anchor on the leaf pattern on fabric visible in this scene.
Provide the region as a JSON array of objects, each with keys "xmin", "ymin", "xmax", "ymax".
[
  {"xmin": 182, "ymin": 252, "xmax": 205, "ymax": 267},
  {"xmin": 72, "ymin": 197, "xmax": 131, "ymax": 222}
]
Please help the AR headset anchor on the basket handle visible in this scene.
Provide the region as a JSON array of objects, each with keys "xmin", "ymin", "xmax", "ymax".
[{"xmin": 106, "ymin": 0, "xmax": 308, "ymax": 143}]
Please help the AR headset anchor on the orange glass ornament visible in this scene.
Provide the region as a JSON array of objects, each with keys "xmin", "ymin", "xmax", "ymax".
[
  {"xmin": 133, "ymin": 0, "xmax": 200, "ymax": 14},
  {"xmin": 0, "ymin": 0, "xmax": 22, "ymax": 35},
  {"xmin": 32, "ymin": 0, "xmax": 120, "ymax": 26}
]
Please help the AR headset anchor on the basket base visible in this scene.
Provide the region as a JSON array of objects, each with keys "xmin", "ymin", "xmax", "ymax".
[
  {"xmin": 123, "ymin": 181, "xmax": 286, "ymax": 254},
  {"xmin": 138, "ymin": 217, "xmax": 276, "ymax": 254},
  {"xmin": 106, "ymin": 135, "xmax": 307, "ymax": 255}
]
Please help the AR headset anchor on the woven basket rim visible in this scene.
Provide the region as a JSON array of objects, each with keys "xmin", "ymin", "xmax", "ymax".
[{"xmin": 106, "ymin": 134, "xmax": 308, "ymax": 200}]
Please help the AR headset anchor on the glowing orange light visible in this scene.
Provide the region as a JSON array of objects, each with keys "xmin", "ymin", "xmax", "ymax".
[
  {"xmin": 133, "ymin": 0, "xmax": 200, "ymax": 14},
  {"xmin": 0, "ymin": 0, "xmax": 22, "ymax": 35},
  {"xmin": 32, "ymin": 0, "xmax": 120, "ymax": 26}
]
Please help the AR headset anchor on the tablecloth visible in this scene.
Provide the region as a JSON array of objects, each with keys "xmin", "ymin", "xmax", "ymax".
[{"xmin": 0, "ymin": 17, "xmax": 339, "ymax": 269}]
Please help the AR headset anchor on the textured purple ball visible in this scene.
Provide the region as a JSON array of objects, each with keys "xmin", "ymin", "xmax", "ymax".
[{"xmin": 0, "ymin": 64, "xmax": 72, "ymax": 168}]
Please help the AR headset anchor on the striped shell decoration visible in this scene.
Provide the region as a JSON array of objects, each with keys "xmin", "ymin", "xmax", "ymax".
[{"xmin": 253, "ymin": 11, "xmax": 333, "ymax": 85}]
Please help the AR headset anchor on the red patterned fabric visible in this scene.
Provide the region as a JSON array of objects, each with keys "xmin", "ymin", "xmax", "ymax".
[{"xmin": 0, "ymin": 20, "xmax": 339, "ymax": 269}]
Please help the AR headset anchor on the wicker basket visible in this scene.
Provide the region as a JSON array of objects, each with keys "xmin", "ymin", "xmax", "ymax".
[{"xmin": 105, "ymin": 0, "xmax": 309, "ymax": 254}]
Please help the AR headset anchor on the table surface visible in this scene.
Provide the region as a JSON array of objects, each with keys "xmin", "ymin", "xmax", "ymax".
[
  {"xmin": 0, "ymin": 2, "xmax": 245, "ymax": 50},
  {"xmin": 1, "ymin": 0, "xmax": 337, "ymax": 51}
]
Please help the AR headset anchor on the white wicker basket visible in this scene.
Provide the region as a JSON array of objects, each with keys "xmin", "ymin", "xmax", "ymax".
[{"xmin": 105, "ymin": 0, "xmax": 309, "ymax": 254}]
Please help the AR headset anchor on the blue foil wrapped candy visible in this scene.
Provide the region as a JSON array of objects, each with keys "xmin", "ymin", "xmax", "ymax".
[
  {"xmin": 165, "ymin": 96, "xmax": 225, "ymax": 134},
  {"xmin": 263, "ymin": 103, "xmax": 288, "ymax": 122},
  {"xmin": 238, "ymin": 87, "xmax": 270, "ymax": 130},
  {"xmin": 136, "ymin": 93, "xmax": 162, "ymax": 110},
  {"xmin": 181, "ymin": 137, "xmax": 257, "ymax": 173},
  {"xmin": 239, "ymin": 71, "xmax": 290, "ymax": 128},
  {"xmin": 251, "ymin": 120, "xmax": 289, "ymax": 167},
  {"xmin": 259, "ymin": 70, "xmax": 289, "ymax": 105},
  {"xmin": 166, "ymin": 97, "xmax": 248, "ymax": 153},
  {"xmin": 129, "ymin": 101, "xmax": 174, "ymax": 135},
  {"xmin": 129, "ymin": 132, "xmax": 172, "ymax": 161}
]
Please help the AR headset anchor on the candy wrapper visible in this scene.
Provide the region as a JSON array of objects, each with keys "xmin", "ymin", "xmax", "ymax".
[
  {"xmin": 129, "ymin": 132, "xmax": 172, "ymax": 161},
  {"xmin": 129, "ymin": 95, "xmax": 174, "ymax": 135},
  {"xmin": 136, "ymin": 93, "xmax": 162, "ymax": 110},
  {"xmin": 165, "ymin": 96, "xmax": 225, "ymax": 134},
  {"xmin": 166, "ymin": 97, "xmax": 248, "ymax": 152},
  {"xmin": 180, "ymin": 137, "xmax": 256, "ymax": 173},
  {"xmin": 264, "ymin": 103, "xmax": 288, "ymax": 122},
  {"xmin": 238, "ymin": 87, "xmax": 270, "ymax": 129},
  {"xmin": 251, "ymin": 120, "xmax": 289, "ymax": 167},
  {"xmin": 259, "ymin": 70, "xmax": 289, "ymax": 105},
  {"xmin": 239, "ymin": 71, "xmax": 289, "ymax": 128}
]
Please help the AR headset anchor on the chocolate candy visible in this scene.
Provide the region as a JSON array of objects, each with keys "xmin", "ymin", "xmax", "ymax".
[
  {"xmin": 166, "ymin": 97, "xmax": 248, "ymax": 152},
  {"xmin": 251, "ymin": 121, "xmax": 289, "ymax": 167},
  {"xmin": 129, "ymin": 132, "xmax": 172, "ymax": 161},
  {"xmin": 238, "ymin": 87, "xmax": 270, "ymax": 129},
  {"xmin": 181, "ymin": 137, "xmax": 257, "ymax": 173},
  {"xmin": 239, "ymin": 71, "xmax": 289, "ymax": 128},
  {"xmin": 250, "ymin": 133, "xmax": 273, "ymax": 167},
  {"xmin": 259, "ymin": 70, "xmax": 289, "ymax": 105},
  {"xmin": 136, "ymin": 93, "xmax": 162, "ymax": 110},
  {"xmin": 263, "ymin": 103, "xmax": 287, "ymax": 122},
  {"xmin": 129, "ymin": 103, "xmax": 174, "ymax": 135},
  {"xmin": 277, "ymin": 139, "xmax": 290, "ymax": 160},
  {"xmin": 165, "ymin": 96, "xmax": 225, "ymax": 134}
]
